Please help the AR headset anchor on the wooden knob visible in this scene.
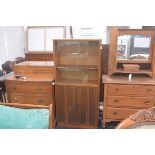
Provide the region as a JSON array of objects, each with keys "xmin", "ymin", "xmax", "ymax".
[
  {"xmin": 13, "ymin": 86, "xmax": 17, "ymax": 90},
  {"xmin": 114, "ymin": 100, "xmax": 119, "ymax": 104},
  {"xmin": 115, "ymin": 88, "xmax": 120, "ymax": 91},
  {"xmin": 14, "ymin": 97, "xmax": 19, "ymax": 102},
  {"xmin": 38, "ymin": 99, "xmax": 44, "ymax": 103},
  {"xmin": 36, "ymin": 87, "xmax": 43, "ymax": 91},
  {"xmin": 146, "ymin": 89, "xmax": 152, "ymax": 93},
  {"xmin": 145, "ymin": 101, "xmax": 150, "ymax": 106}
]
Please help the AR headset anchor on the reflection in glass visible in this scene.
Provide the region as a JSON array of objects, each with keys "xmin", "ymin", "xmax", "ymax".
[{"xmin": 117, "ymin": 35, "xmax": 151, "ymax": 61}]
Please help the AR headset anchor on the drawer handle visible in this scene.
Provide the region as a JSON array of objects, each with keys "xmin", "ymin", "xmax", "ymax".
[
  {"xmin": 13, "ymin": 86, "xmax": 17, "ymax": 90},
  {"xmin": 145, "ymin": 101, "xmax": 150, "ymax": 106},
  {"xmin": 114, "ymin": 100, "xmax": 119, "ymax": 104},
  {"xmin": 36, "ymin": 87, "xmax": 43, "ymax": 91},
  {"xmin": 14, "ymin": 97, "xmax": 19, "ymax": 102},
  {"xmin": 115, "ymin": 88, "xmax": 120, "ymax": 91},
  {"xmin": 113, "ymin": 112, "xmax": 118, "ymax": 115},
  {"xmin": 146, "ymin": 89, "xmax": 152, "ymax": 93},
  {"xmin": 38, "ymin": 99, "xmax": 44, "ymax": 103}
]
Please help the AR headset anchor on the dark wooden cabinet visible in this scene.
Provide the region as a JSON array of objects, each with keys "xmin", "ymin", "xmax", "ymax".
[
  {"xmin": 55, "ymin": 84, "xmax": 99, "ymax": 128},
  {"xmin": 54, "ymin": 39, "xmax": 101, "ymax": 128}
]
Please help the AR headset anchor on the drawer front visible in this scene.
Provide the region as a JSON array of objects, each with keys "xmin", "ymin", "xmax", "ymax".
[
  {"xmin": 8, "ymin": 93, "xmax": 52, "ymax": 106},
  {"xmin": 26, "ymin": 54, "xmax": 53, "ymax": 61},
  {"xmin": 108, "ymin": 84, "xmax": 155, "ymax": 95},
  {"xmin": 106, "ymin": 107, "xmax": 140, "ymax": 120},
  {"xmin": 6, "ymin": 82, "xmax": 52, "ymax": 94},
  {"xmin": 107, "ymin": 96, "xmax": 155, "ymax": 108}
]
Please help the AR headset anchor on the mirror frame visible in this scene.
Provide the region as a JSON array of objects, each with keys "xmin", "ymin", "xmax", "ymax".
[{"xmin": 108, "ymin": 27, "xmax": 155, "ymax": 76}]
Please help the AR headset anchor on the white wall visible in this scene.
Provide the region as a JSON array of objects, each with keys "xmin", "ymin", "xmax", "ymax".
[
  {"xmin": 72, "ymin": 26, "xmax": 107, "ymax": 43},
  {"xmin": 0, "ymin": 26, "xmax": 108, "ymax": 69},
  {"xmin": 0, "ymin": 26, "xmax": 25, "ymax": 69}
]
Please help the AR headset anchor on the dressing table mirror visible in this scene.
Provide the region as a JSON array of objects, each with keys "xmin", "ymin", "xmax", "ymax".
[{"xmin": 108, "ymin": 27, "xmax": 155, "ymax": 77}]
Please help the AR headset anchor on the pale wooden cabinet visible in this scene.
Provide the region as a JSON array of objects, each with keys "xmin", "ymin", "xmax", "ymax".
[
  {"xmin": 103, "ymin": 75, "xmax": 155, "ymax": 127},
  {"xmin": 5, "ymin": 61, "xmax": 54, "ymax": 106},
  {"xmin": 6, "ymin": 75, "xmax": 54, "ymax": 106}
]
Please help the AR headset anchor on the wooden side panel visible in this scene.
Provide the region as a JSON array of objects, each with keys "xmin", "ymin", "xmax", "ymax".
[
  {"xmin": 88, "ymin": 87, "xmax": 99, "ymax": 126},
  {"xmin": 152, "ymin": 43, "xmax": 155, "ymax": 78},
  {"xmin": 55, "ymin": 84, "xmax": 66, "ymax": 122},
  {"xmin": 108, "ymin": 27, "xmax": 118, "ymax": 75},
  {"xmin": 101, "ymin": 44, "xmax": 109, "ymax": 75}
]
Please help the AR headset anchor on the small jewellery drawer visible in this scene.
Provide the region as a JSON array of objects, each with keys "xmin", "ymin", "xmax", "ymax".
[
  {"xmin": 107, "ymin": 96, "xmax": 154, "ymax": 108},
  {"xmin": 8, "ymin": 93, "xmax": 51, "ymax": 106},
  {"xmin": 108, "ymin": 84, "xmax": 155, "ymax": 95},
  {"xmin": 106, "ymin": 107, "xmax": 139, "ymax": 120},
  {"xmin": 6, "ymin": 82, "xmax": 52, "ymax": 94}
]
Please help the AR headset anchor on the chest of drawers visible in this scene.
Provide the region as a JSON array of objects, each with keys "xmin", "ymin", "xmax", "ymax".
[
  {"xmin": 5, "ymin": 75, "xmax": 54, "ymax": 106},
  {"xmin": 102, "ymin": 75, "xmax": 155, "ymax": 127}
]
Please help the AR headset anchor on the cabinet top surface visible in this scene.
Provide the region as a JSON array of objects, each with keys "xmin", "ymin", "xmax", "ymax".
[
  {"xmin": 5, "ymin": 74, "xmax": 54, "ymax": 82},
  {"xmin": 25, "ymin": 52, "xmax": 53, "ymax": 54},
  {"xmin": 102, "ymin": 74, "xmax": 155, "ymax": 85},
  {"xmin": 53, "ymin": 39, "xmax": 102, "ymax": 41},
  {"xmin": 14, "ymin": 61, "xmax": 54, "ymax": 67}
]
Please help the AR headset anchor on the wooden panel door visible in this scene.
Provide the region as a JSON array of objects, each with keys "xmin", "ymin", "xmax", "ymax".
[
  {"xmin": 66, "ymin": 85, "xmax": 87, "ymax": 125},
  {"xmin": 55, "ymin": 84, "xmax": 99, "ymax": 128}
]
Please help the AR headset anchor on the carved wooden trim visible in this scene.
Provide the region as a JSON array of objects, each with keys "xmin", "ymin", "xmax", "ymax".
[
  {"xmin": 130, "ymin": 107, "xmax": 155, "ymax": 123},
  {"xmin": 116, "ymin": 107, "xmax": 155, "ymax": 129}
]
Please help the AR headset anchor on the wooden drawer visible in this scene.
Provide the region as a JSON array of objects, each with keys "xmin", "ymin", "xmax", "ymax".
[
  {"xmin": 106, "ymin": 107, "xmax": 139, "ymax": 120},
  {"xmin": 107, "ymin": 96, "xmax": 155, "ymax": 108},
  {"xmin": 6, "ymin": 82, "xmax": 52, "ymax": 94},
  {"xmin": 108, "ymin": 84, "xmax": 155, "ymax": 95},
  {"xmin": 8, "ymin": 93, "xmax": 52, "ymax": 106},
  {"xmin": 25, "ymin": 54, "xmax": 53, "ymax": 61}
]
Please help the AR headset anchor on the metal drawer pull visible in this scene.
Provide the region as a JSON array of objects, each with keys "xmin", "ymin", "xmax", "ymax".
[
  {"xmin": 146, "ymin": 89, "xmax": 152, "ymax": 93},
  {"xmin": 113, "ymin": 112, "xmax": 118, "ymax": 115},
  {"xmin": 52, "ymin": 82, "xmax": 55, "ymax": 86},
  {"xmin": 114, "ymin": 100, "xmax": 119, "ymax": 104}
]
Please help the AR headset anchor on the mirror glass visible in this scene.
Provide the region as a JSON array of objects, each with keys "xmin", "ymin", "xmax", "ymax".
[{"xmin": 117, "ymin": 35, "xmax": 151, "ymax": 61}]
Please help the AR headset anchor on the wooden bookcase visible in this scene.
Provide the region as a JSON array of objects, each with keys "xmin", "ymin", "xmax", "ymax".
[{"xmin": 53, "ymin": 39, "xmax": 101, "ymax": 128}]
